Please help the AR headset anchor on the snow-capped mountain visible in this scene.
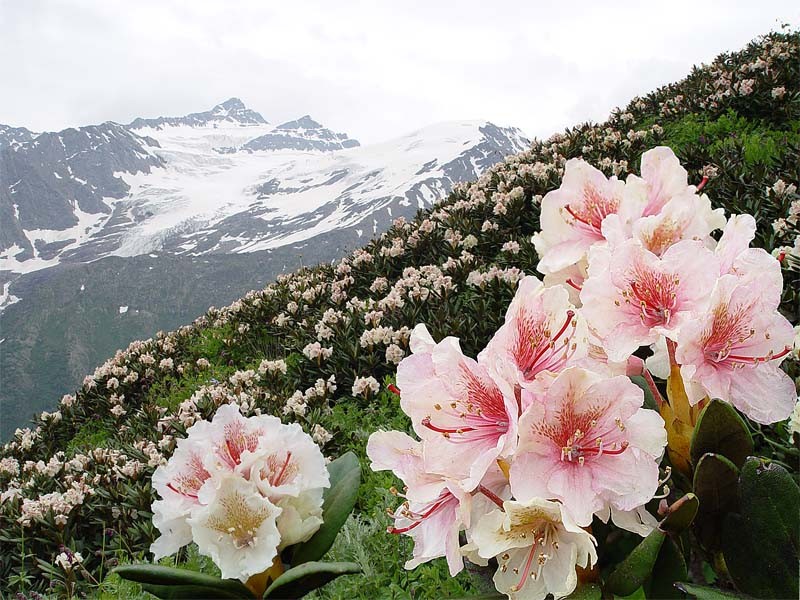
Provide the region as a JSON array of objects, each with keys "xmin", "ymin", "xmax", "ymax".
[
  {"xmin": 1, "ymin": 98, "xmax": 528, "ymax": 280},
  {"xmin": 0, "ymin": 98, "xmax": 529, "ymax": 437}
]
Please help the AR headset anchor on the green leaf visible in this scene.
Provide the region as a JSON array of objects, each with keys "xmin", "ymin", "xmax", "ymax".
[
  {"xmin": 263, "ymin": 561, "xmax": 361, "ymax": 599},
  {"xmin": 613, "ymin": 587, "xmax": 646, "ymax": 600},
  {"xmin": 674, "ymin": 582, "xmax": 752, "ymax": 599},
  {"xmin": 630, "ymin": 375, "xmax": 656, "ymax": 410},
  {"xmin": 289, "ymin": 451, "xmax": 361, "ymax": 565},
  {"xmin": 606, "ymin": 528, "xmax": 665, "ymax": 596},
  {"xmin": 565, "ymin": 582, "xmax": 602, "ymax": 600},
  {"xmin": 112, "ymin": 565, "xmax": 254, "ymax": 599},
  {"xmin": 690, "ymin": 400, "xmax": 753, "ymax": 469},
  {"xmin": 722, "ymin": 458, "xmax": 800, "ymax": 598},
  {"xmin": 140, "ymin": 583, "xmax": 250, "ymax": 599},
  {"xmin": 659, "ymin": 493, "xmax": 699, "ymax": 533},
  {"xmin": 645, "ymin": 537, "xmax": 687, "ymax": 600},
  {"xmin": 693, "ymin": 453, "xmax": 740, "ymax": 550}
]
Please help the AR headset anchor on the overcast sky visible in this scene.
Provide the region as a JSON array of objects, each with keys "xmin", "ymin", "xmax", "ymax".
[{"xmin": 1, "ymin": 1, "xmax": 797, "ymax": 144}]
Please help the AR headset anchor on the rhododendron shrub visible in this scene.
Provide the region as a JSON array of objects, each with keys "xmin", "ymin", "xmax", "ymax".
[{"xmin": 369, "ymin": 148, "xmax": 797, "ymax": 600}]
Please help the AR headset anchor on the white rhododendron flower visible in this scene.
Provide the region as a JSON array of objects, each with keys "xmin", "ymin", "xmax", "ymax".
[
  {"xmin": 150, "ymin": 403, "xmax": 329, "ymax": 582},
  {"xmin": 471, "ymin": 499, "xmax": 597, "ymax": 600},
  {"xmin": 189, "ymin": 474, "xmax": 283, "ymax": 581}
]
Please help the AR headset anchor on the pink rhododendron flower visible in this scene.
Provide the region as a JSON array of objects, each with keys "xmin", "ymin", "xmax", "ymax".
[
  {"xmin": 366, "ymin": 430, "xmax": 471, "ymax": 576},
  {"xmin": 625, "ymin": 146, "xmax": 694, "ymax": 217},
  {"xmin": 479, "ymin": 276, "xmax": 588, "ymax": 398},
  {"xmin": 580, "ymin": 239, "xmax": 719, "ymax": 362},
  {"xmin": 237, "ymin": 422, "xmax": 330, "ymax": 548},
  {"xmin": 471, "ymin": 498, "xmax": 597, "ymax": 600},
  {"xmin": 603, "ymin": 192, "xmax": 726, "ymax": 256},
  {"xmin": 541, "ymin": 259, "xmax": 588, "ymax": 306},
  {"xmin": 510, "ymin": 367, "xmax": 666, "ymax": 526},
  {"xmin": 396, "ymin": 330, "xmax": 518, "ymax": 491},
  {"xmin": 533, "ymin": 159, "xmax": 634, "ymax": 274},
  {"xmin": 715, "ymin": 214, "xmax": 783, "ymax": 306},
  {"xmin": 676, "ymin": 274, "xmax": 796, "ymax": 423},
  {"xmin": 150, "ymin": 422, "xmax": 215, "ymax": 559},
  {"xmin": 205, "ymin": 403, "xmax": 279, "ymax": 472}
]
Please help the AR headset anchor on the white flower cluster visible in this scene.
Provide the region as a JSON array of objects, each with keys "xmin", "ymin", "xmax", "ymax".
[
  {"xmin": 150, "ymin": 404, "xmax": 330, "ymax": 582},
  {"xmin": 303, "ymin": 341, "xmax": 333, "ymax": 362},
  {"xmin": 466, "ymin": 266, "xmax": 525, "ymax": 288},
  {"xmin": 351, "ymin": 376, "xmax": 381, "ymax": 398}
]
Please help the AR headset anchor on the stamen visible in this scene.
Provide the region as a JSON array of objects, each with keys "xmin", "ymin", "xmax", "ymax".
[
  {"xmin": 725, "ymin": 346, "xmax": 790, "ymax": 364},
  {"xmin": 421, "ymin": 417, "xmax": 476, "ymax": 435},
  {"xmin": 478, "ymin": 485, "xmax": 505, "ymax": 509},
  {"xmin": 566, "ymin": 278, "xmax": 582, "ymax": 292},
  {"xmin": 273, "ymin": 452, "xmax": 292, "ymax": 486},
  {"xmin": 167, "ymin": 482, "xmax": 198, "ymax": 499},
  {"xmin": 512, "ymin": 542, "xmax": 539, "ymax": 592},
  {"xmin": 387, "ymin": 495, "xmax": 450, "ymax": 534}
]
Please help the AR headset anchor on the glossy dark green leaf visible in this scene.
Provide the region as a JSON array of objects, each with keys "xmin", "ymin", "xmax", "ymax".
[
  {"xmin": 606, "ymin": 528, "xmax": 665, "ymax": 596},
  {"xmin": 692, "ymin": 453, "xmax": 740, "ymax": 550},
  {"xmin": 289, "ymin": 451, "xmax": 361, "ymax": 565},
  {"xmin": 262, "ymin": 561, "xmax": 361, "ymax": 598},
  {"xmin": 689, "ymin": 400, "xmax": 753, "ymax": 469},
  {"xmin": 565, "ymin": 582, "xmax": 602, "ymax": 600},
  {"xmin": 722, "ymin": 458, "xmax": 800, "ymax": 598},
  {"xmin": 613, "ymin": 587, "xmax": 646, "ymax": 600},
  {"xmin": 674, "ymin": 582, "xmax": 752, "ymax": 599},
  {"xmin": 112, "ymin": 565, "xmax": 255, "ymax": 599},
  {"xmin": 659, "ymin": 493, "xmax": 699, "ymax": 533},
  {"xmin": 645, "ymin": 537, "xmax": 687, "ymax": 600},
  {"xmin": 140, "ymin": 583, "xmax": 250, "ymax": 599}
]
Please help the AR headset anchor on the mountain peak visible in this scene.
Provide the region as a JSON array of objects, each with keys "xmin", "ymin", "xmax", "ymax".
[
  {"xmin": 216, "ymin": 97, "xmax": 246, "ymax": 111},
  {"xmin": 129, "ymin": 98, "xmax": 267, "ymax": 130},
  {"xmin": 276, "ymin": 115, "xmax": 324, "ymax": 130}
]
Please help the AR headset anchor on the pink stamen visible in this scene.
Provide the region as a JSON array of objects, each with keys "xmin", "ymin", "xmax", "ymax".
[
  {"xmin": 726, "ymin": 346, "xmax": 791, "ymax": 364},
  {"xmin": 579, "ymin": 441, "xmax": 629, "ymax": 456},
  {"xmin": 478, "ymin": 485, "xmax": 505, "ymax": 509},
  {"xmin": 388, "ymin": 384, "xmax": 401, "ymax": 396},
  {"xmin": 566, "ymin": 278, "xmax": 582, "ymax": 292},
  {"xmin": 696, "ymin": 175, "xmax": 709, "ymax": 192},
  {"xmin": 527, "ymin": 310, "xmax": 575, "ymax": 369},
  {"xmin": 421, "ymin": 417, "xmax": 477, "ymax": 435},
  {"xmin": 565, "ymin": 204, "xmax": 593, "ymax": 228},
  {"xmin": 515, "ymin": 542, "xmax": 539, "ymax": 592},
  {"xmin": 167, "ymin": 482, "xmax": 198, "ymax": 499},
  {"xmin": 387, "ymin": 496, "xmax": 449, "ymax": 534},
  {"xmin": 273, "ymin": 452, "xmax": 292, "ymax": 486}
]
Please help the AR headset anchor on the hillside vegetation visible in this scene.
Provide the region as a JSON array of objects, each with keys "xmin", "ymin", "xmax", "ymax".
[{"xmin": 1, "ymin": 30, "xmax": 798, "ymax": 598}]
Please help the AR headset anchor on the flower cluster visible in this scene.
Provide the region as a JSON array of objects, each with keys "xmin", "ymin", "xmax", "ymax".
[
  {"xmin": 369, "ymin": 147, "xmax": 797, "ymax": 599},
  {"xmin": 150, "ymin": 403, "xmax": 329, "ymax": 582},
  {"xmin": 539, "ymin": 146, "xmax": 796, "ymax": 423},
  {"xmin": 368, "ymin": 280, "xmax": 665, "ymax": 599}
]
